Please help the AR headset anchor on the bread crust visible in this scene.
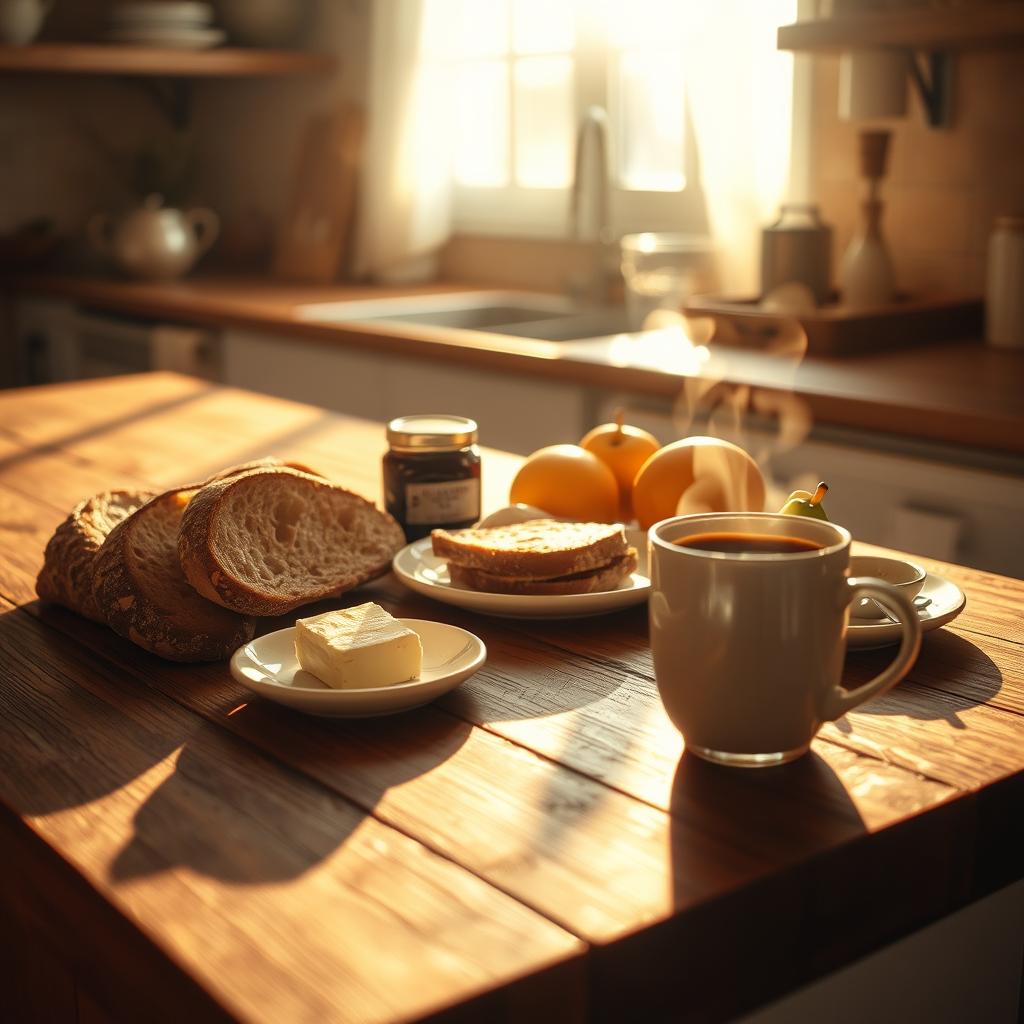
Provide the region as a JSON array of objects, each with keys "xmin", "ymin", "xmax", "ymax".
[
  {"xmin": 92, "ymin": 488, "xmax": 255, "ymax": 662},
  {"xmin": 449, "ymin": 549, "xmax": 638, "ymax": 595},
  {"xmin": 432, "ymin": 519, "xmax": 628, "ymax": 579},
  {"xmin": 36, "ymin": 489, "xmax": 155, "ymax": 622},
  {"xmin": 177, "ymin": 468, "xmax": 406, "ymax": 617}
]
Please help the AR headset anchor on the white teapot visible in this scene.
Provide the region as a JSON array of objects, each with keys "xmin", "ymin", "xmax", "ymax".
[
  {"xmin": 89, "ymin": 195, "xmax": 219, "ymax": 281},
  {"xmin": 0, "ymin": 0, "xmax": 53, "ymax": 45}
]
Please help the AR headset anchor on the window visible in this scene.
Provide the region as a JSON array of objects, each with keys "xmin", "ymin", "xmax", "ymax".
[{"xmin": 427, "ymin": 0, "xmax": 705, "ymax": 238}]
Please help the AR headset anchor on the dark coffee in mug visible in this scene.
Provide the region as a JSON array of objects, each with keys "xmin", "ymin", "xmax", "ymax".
[{"xmin": 673, "ymin": 532, "xmax": 823, "ymax": 555}]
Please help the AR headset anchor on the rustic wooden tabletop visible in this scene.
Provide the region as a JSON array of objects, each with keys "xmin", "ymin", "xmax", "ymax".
[{"xmin": 0, "ymin": 373, "xmax": 1021, "ymax": 1024}]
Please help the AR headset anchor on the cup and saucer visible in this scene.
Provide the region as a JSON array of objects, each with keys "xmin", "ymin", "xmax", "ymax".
[{"xmin": 846, "ymin": 554, "xmax": 966, "ymax": 650}]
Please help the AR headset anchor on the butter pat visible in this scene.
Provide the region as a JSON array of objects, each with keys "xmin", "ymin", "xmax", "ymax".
[{"xmin": 295, "ymin": 603, "xmax": 422, "ymax": 690}]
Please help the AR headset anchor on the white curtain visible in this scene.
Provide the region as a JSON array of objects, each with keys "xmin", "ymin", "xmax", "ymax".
[
  {"xmin": 353, "ymin": 0, "xmax": 454, "ymax": 282},
  {"xmin": 354, "ymin": 1, "xmax": 796, "ymax": 291},
  {"xmin": 682, "ymin": 1, "xmax": 797, "ymax": 294}
]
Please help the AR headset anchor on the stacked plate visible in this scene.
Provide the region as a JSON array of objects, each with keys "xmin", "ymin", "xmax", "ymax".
[{"xmin": 105, "ymin": 2, "xmax": 226, "ymax": 49}]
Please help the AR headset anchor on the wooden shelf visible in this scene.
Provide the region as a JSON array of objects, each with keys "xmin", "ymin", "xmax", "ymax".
[
  {"xmin": 0, "ymin": 42, "xmax": 335, "ymax": 77},
  {"xmin": 777, "ymin": 3, "xmax": 1024, "ymax": 52}
]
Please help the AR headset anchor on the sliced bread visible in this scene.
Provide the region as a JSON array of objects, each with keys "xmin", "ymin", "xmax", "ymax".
[
  {"xmin": 36, "ymin": 489, "xmax": 155, "ymax": 622},
  {"xmin": 177, "ymin": 468, "xmax": 406, "ymax": 616},
  {"xmin": 431, "ymin": 519, "xmax": 628, "ymax": 580},
  {"xmin": 449, "ymin": 549, "xmax": 638, "ymax": 596},
  {"xmin": 92, "ymin": 486, "xmax": 255, "ymax": 662}
]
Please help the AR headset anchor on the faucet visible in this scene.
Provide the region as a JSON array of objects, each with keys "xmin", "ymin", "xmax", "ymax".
[{"xmin": 568, "ymin": 105, "xmax": 616, "ymax": 305}]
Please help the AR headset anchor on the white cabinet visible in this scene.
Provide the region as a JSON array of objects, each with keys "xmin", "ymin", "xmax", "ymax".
[
  {"xmin": 381, "ymin": 353, "xmax": 585, "ymax": 454},
  {"xmin": 222, "ymin": 329, "xmax": 587, "ymax": 455},
  {"xmin": 223, "ymin": 329, "xmax": 387, "ymax": 422}
]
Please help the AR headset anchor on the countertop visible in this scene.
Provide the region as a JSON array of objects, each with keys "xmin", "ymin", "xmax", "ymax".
[
  {"xmin": 8, "ymin": 273, "xmax": 1024, "ymax": 458},
  {"xmin": 1, "ymin": 373, "xmax": 1022, "ymax": 1023}
]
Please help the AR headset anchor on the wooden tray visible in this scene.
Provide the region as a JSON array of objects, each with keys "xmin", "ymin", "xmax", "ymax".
[{"xmin": 683, "ymin": 293, "xmax": 983, "ymax": 356}]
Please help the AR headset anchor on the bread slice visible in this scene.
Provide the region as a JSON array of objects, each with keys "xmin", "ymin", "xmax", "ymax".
[
  {"xmin": 449, "ymin": 549, "xmax": 638, "ymax": 596},
  {"xmin": 92, "ymin": 487, "xmax": 255, "ymax": 662},
  {"xmin": 431, "ymin": 519, "xmax": 628, "ymax": 580},
  {"xmin": 36, "ymin": 489, "xmax": 155, "ymax": 622},
  {"xmin": 201, "ymin": 456, "xmax": 321, "ymax": 484},
  {"xmin": 177, "ymin": 468, "xmax": 406, "ymax": 616}
]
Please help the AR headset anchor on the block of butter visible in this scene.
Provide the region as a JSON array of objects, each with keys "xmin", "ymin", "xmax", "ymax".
[{"xmin": 294, "ymin": 602, "xmax": 422, "ymax": 690}]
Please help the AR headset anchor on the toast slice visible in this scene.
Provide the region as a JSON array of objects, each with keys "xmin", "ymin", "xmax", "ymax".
[
  {"xmin": 431, "ymin": 519, "xmax": 628, "ymax": 580},
  {"xmin": 177, "ymin": 468, "xmax": 406, "ymax": 616},
  {"xmin": 449, "ymin": 549, "xmax": 638, "ymax": 596},
  {"xmin": 92, "ymin": 487, "xmax": 256, "ymax": 662},
  {"xmin": 36, "ymin": 489, "xmax": 156, "ymax": 622}
]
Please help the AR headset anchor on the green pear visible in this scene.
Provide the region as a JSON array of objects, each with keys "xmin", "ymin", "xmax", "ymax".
[{"xmin": 780, "ymin": 481, "xmax": 829, "ymax": 521}]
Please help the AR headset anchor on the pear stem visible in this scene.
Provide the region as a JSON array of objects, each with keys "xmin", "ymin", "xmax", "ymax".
[
  {"xmin": 810, "ymin": 482, "xmax": 829, "ymax": 506},
  {"xmin": 613, "ymin": 407, "xmax": 625, "ymax": 444}
]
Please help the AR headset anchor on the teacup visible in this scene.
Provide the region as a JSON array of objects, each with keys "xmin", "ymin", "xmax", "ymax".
[
  {"xmin": 848, "ymin": 555, "xmax": 926, "ymax": 619},
  {"xmin": 649, "ymin": 513, "xmax": 922, "ymax": 767}
]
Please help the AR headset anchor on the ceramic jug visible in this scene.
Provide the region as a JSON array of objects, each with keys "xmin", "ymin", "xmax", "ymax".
[
  {"xmin": 89, "ymin": 195, "xmax": 219, "ymax": 281},
  {"xmin": 0, "ymin": 0, "xmax": 53, "ymax": 44}
]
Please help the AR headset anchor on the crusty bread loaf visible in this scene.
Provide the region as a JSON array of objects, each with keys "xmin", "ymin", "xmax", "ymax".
[
  {"xmin": 201, "ymin": 456, "xmax": 321, "ymax": 484},
  {"xmin": 36, "ymin": 489, "xmax": 155, "ymax": 622},
  {"xmin": 431, "ymin": 519, "xmax": 628, "ymax": 580},
  {"xmin": 449, "ymin": 549, "xmax": 638, "ymax": 596},
  {"xmin": 177, "ymin": 468, "xmax": 406, "ymax": 616},
  {"xmin": 92, "ymin": 487, "xmax": 255, "ymax": 662}
]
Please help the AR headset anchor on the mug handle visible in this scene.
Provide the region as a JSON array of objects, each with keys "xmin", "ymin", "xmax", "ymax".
[
  {"xmin": 820, "ymin": 576, "xmax": 922, "ymax": 721},
  {"xmin": 186, "ymin": 208, "xmax": 220, "ymax": 255}
]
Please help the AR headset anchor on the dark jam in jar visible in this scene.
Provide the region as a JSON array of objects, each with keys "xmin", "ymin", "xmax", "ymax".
[{"xmin": 383, "ymin": 415, "xmax": 481, "ymax": 541}]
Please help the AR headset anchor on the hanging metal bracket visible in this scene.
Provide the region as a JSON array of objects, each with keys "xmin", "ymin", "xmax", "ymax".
[{"xmin": 908, "ymin": 51, "xmax": 952, "ymax": 129}]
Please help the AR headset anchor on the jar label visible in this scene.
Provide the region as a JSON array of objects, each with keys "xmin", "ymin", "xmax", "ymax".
[{"xmin": 405, "ymin": 479, "xmax": 481, "ymax": 525}]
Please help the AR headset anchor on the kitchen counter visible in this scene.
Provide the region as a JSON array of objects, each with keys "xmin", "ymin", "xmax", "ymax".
[
  {"xmin": 0, "ymin": 373, "xmax": 1022, "ymax": 1023},
  {"xmin": 7, "ymin": 273, "xmax": 1024, "ymax": 457}
]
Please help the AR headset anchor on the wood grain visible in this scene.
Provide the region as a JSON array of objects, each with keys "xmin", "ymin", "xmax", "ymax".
[
  {"xmin": 0, "ymin": 599, "xmax": 583, "ymax": 1024},
  {"xmin": 1, "ymin": 374, "xmax": 1022, "ymax": 1023},
  {"xmin": 0, "ymin": 43, "xmax": 335, "ymax": 77}
]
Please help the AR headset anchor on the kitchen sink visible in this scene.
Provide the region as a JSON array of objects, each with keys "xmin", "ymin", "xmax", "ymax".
[{"xmin": 298, "ymin": 291, "xmax": 635, "ymax": 342}]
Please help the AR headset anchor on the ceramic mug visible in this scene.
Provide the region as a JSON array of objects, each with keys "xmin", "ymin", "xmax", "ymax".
[{"xmin": 649, "ymin": 512, "xmax": 922, "ymax": 767}]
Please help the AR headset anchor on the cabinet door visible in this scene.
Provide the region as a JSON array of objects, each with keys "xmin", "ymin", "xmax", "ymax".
[
  {"xmin": 222, "ymin": 330, "xmax": 386, "ymax": 421},
  {"xmin": 383, "ymin": 354, "xmax": 587, "ymax": 455}
]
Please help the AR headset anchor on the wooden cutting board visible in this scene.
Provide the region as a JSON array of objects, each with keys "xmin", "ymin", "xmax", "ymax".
[{"xmin": 273, "ymin": 105, "xmax": 363, "ymax": 283}]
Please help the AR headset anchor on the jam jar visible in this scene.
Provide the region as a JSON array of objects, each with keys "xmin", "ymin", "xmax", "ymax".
[{"xmin": 383, "ymin": 415, "xmax": 481, "ymax": 541}]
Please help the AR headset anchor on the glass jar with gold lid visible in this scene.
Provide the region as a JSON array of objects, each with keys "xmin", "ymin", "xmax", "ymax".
[{"xmin": 383, "ymin": 415, "xmax": 481, "ymax": 541}]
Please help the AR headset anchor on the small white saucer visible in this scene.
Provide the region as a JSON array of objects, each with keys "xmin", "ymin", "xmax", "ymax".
[
  {"xmin": 846, "ymin": 572, "xmax": 966, "ymax": 649},
  {"xmin": 230, "ymin": 619, "xmax": 486, "ymax": 717}
]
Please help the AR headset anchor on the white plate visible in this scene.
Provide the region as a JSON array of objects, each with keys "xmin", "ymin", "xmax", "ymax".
[
  {"xmin": 846, "ymin": 572, "xmax": 966, "ymax": 649},
  {"xmin": 230, "ymin": 620, "xmax": 486, "ymax": 717},
  {"xmin": 392, "ymin": 529, "xmax": 651, "ymax": 619}
]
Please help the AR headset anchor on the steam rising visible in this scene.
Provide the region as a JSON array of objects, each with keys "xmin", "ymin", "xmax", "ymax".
[{"xmin": 653, "ymin": 311, "xmax": 814, "ymax": 512}]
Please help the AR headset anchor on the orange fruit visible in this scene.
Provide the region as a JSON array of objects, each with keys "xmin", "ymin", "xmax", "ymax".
[
  {"xmin": 510, "ymin": 444, "xmax": 619, "ymax": 523},
  {"xmin": 631, "ymin": 436, "xmax": 765, "ymax": 530},
  {"xmin": 580, "ymin": 411, "xmax": 660, "ymax": 521}
]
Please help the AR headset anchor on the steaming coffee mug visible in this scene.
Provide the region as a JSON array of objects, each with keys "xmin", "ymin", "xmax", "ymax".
[{"xmin": 649, "ymin": 513, "xmax": 922, "ymax": 767}]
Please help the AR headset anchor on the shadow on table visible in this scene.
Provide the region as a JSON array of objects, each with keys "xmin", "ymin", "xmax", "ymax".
[
  {"xmin": 671, "ymin": 749, "xmax": 867, "ymax": 871},
  {"xmin": 0, "ymin": 600, "xmax": 470, "ymax": 886},
  {"xmin": 838, "ymin": 628, "xmax": 1003, "ymax": 731},
  {"xmin": 0, "ymin": 603, "xmax": 187, "ymax": 817},
  {"xmin": 111, "ymin": 695, "xmax": 471, "ymax": 885},
  {"xmin": 596, "ymin": 751, "xmax": 870, "ymax": 1022}
]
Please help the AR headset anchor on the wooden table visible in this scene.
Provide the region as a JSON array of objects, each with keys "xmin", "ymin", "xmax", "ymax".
[{"xmin": 0, "ymin": 373, "xmax": 1021, "ymax": 1024}]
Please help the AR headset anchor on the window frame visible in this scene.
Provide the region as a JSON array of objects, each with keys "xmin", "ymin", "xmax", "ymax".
[{"xmin": 449, "ymin": 4, "xmax": 707, "ymax": 240}]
